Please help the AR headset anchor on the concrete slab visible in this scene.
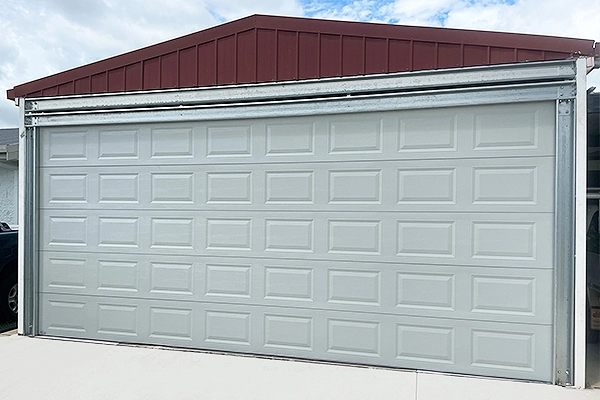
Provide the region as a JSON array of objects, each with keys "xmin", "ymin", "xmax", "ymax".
[
  {"xmin": 416, "ymin": 371, "xmax": 600, "ymax": 400},
  {"xmin": 0, "ymin": 335, "xmax": 415, "ymax": 400},
  {"xmin": 1, "ymin": 334, "xmax": 599, "ymax": 400}
]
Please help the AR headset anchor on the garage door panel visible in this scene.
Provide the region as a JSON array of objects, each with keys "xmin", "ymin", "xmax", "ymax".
[
  {"xmin": 39, "ymin": 252, "xmax": 553, "ymax": 324},
  {"xmin": 37, "ymin": 98, "xmax": 558, "ymax": 382},
  {"xmin": 40, "ymin": 157, "xmax": 555, "ymax": 213},
  {"xmin": 38, "ymin": 293, "xmax": 553, "ymax": 381},
  {"xmin": 39, "ymin": 102, "xmax": 556, "ymax": 168},
  {"xmin": 39, "ymin": 210, "xmax": 554, "ymax": 269}
]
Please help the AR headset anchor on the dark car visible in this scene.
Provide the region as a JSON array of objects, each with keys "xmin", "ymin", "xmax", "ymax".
[{"xmin": 0, "ymin": 222, "xmax": 17, "ymax": 322}]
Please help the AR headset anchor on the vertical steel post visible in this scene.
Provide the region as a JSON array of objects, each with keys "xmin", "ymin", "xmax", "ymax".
[
  {"xmin": 22, "ymin": 113, "xmax": 38, "ymax": 337},
  {"xmin": 554, "ymin": 97, "xmax": 576, "ymax": 385}
]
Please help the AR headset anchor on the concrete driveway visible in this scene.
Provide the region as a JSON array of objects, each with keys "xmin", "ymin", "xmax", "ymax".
[{"xmin": 1, "ymin": 333, "xmax": 599, "ymax": 400}]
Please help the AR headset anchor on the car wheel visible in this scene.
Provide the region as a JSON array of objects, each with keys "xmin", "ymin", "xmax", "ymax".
[{"xmin": 0, "ymin": 271, "xmax": 17, "ymax": 322}]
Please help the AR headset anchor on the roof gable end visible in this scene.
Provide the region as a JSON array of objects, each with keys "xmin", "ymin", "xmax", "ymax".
[{"xmin": 7, "ymin": 14, "xmax": 596, "ymax": 100}]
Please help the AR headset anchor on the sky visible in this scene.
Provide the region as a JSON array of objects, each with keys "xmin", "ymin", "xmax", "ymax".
[{"xmin": 0, "ymin": 0, "xmax": 598, "ymax": 128}]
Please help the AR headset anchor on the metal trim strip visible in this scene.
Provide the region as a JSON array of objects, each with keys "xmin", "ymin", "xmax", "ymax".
[
  {"xmin": 27, "ymin": 81, "xmax": 573, "ymax": 127},
  {"xmin": 26, "ymin": 60, "xmax": 577, "ymax": 113}
]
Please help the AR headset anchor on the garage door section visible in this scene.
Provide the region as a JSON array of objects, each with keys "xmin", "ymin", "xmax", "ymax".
[{"xmin": 38, "ymin": 100, "xmax": 555, "ymax": 381}]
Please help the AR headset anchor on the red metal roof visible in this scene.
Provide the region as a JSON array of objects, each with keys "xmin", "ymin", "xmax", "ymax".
[{"xmin": 7, "ymin": 14, "xmax": 597, "ymax": 100}]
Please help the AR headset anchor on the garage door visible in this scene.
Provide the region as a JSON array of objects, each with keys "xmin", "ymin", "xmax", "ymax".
[{"xmin": 37, "ymin": 100, "xmax": 556, "ymax": 381}]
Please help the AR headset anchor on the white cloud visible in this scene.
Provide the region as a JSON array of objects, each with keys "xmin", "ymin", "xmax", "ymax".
[
  {"xmin": 0, "ymin": 0, "xmax": 598, "ymax": 127},
  {"xmin": 204, "ymin": 0, "xmax": 303, "ymax": 21}
]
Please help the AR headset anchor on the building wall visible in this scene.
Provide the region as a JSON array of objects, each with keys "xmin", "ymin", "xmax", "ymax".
[{"xmin": 0, "ymin": 163, "xmax": 18, "ymax": 228}]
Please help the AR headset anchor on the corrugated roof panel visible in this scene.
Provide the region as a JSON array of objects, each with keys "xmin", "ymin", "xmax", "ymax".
[
  {"xmin": 342, "ymin": 35, "xmax": 364, "ymax": 76},
  {"xmin": 490, "ymin": 47, "xmax": 516, "ymax": 64},
  {"xmin": 298, "ymin": 32, "xmax": 319, "ymax": 80},
  {"xmin": 257, "ymin": 29, "xmax": 277, "ymax": 82},
  {"xmin": 58, "ymin": 81, "xmax": 74, "ymax": 96},
  {"xmin": 321, "ymin": 34, "xmax": 342, "ymax": 78},
  {"xmin": 217, "ymin": 35, "xmax": 236, "ymax": 85},
  {"xmin": 389, "ymin": 39, "xmax": 411, "ymax": 72},
  {"xmin": 42, "ymin": 86, "xmax": 58, "ymax": 97},
  {"xmin": 161, "ymin": 52, "xmax": 178, "ymax": 88},
  {"xmin": 125, "ymin": 63, "xmax": 142, "ymax": 91},
  {"xmin": 278, "ymin": 30, "xmax": 298, "ymax": 80},
  {"xmin": 545, "ymin": 51, "xmax": 572, "ymax": 60},
  {"xmin": 108, "ymin": 68, "xmax": 125, "ymax": 92},
  {"xmin": 143, "ymin": 57, "xmax": 160, "ymax": 90},
  {"xmin": 413, "ymin": 41, "xmax": 436, "ymax": 71},
  {"xmin": 7, "ymin": 14, "xmax": 597, "ymax": 100},
  {"xmin": 464, "ymin": 45, "xmax": 489, "ymax": 67},
  {"xmin": 237, "ymin": 30, "xmax": 256, "ymax": 84},
  {"xmin": 198, "ymin": 41, "xmax": 217, "ymax": 86},
  {"xmin": 91, "ymin": 72, "xmax": 107, "ymax": 93},
  {"xmin": 365, "ymin": 37, "xmax": 387, "ymax": 74},
  {"xmin": 75, "ymin": 77, "xmax": 90, "ymax": 94},
  {"xmin": 518, "ymin": 49, "xmax": 545, "ymax": 62},
  {"xmin": 438, "ymin": 43, "xmax": 462, "ymax": 69},
  {"xmin": 179, "ymin": 47, "xmax": 197, "ymax": 88}
]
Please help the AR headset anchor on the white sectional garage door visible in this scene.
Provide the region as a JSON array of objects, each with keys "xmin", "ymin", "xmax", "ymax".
[{"xmin": 38, "ymin": 100, "xmax": 556, "ymax": 381}]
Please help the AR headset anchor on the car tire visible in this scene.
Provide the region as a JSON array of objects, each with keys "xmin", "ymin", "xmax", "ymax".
[{"xmin": 0, "ymin": 270, "xmax": 17, "ymax": 322}]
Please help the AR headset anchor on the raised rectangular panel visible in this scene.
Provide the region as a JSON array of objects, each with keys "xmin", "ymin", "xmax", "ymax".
[
  {"xmin": 264, "ymin": 267, "xmax": 313, "ymax": 301},
  {"xmin": 49, "ymin": 174, "xmax": 88, "ymax": 203},
  {"xmin": 329, "ymin": 118, "xmax": 382, "ymax": 154},
  {"xmin": 46, "ymin": 300, "xmax": 86, "ymax": 333},
  {"xmin": 207, "ymin": 126, "xmax": 251, "ymax": 156},
  {"xmin": 99, "ymin": 130, "xmax": 139, "ymax": 159},
  {"xmin": 206, "ymin": 264, "xmax": 251, "ymax": 297},
  {"xmin": 265, "ymin": 315, "xmax": 313, "ymax": 350},
  {"xmin": 265, "ymin": 219, "xmax": 313, "ymax": 252},
  {"xmin": 265, "ymin": 171, "xmax": 314, "ymax": 204},
  {"xmin": 474, "ymin": 108, "xmax": 538, "ymax": 149},
  {"xmin": 397, "ymin": 273, "xmax": 454, "ymax": 310},
  {"xmin": 98, "ymin": 260, "xmax": 138, "ymax": 292},
  {"xmin": 471, "ymin": 330, "xmax": 534, "ymax": 371},
  {"xmin": 150, "ymin": 307, "xmax": 193, "ymax": 340},
  {"xmin": 472, "ymin": 276, "xmax": 534, "ymax": 315},
  {"xmin": 205, "ymin": 311, "xmax": 251, "ymax": 345},
  {"xmin": 266, "ymin": 122, "xmax": 315, "ymax": 155},
  {"xmin": 151, "ymin": 173, "xmax": 194, "ymax": 203},
  {"xmin": 206, "ymin": 219, "xmax": 251, "ymax": 250},
  {"xmin": 398, "ymin": 115, "xmax": 456, "ymax": 151},
  {"xmin": 397, "ymin": 221, "xmax": 455, "ymax": 257},
  {"xmin": 48, "ymin": 131, "xmax": 87, "ymax": 160},
  {"xmin": 98, "ymin": 217, "xmax": 139, "ymax": 247},
  {"xmin": 328, "ymin": 319, "xmax": 380, "ymax": 357},
  {"xmin": 473, "ymin": 167, "xmax": 537, "ymax": 203},
  {"xmin": 329, "ymin": 170, "xmax": 381, "ymax": 204},
  {"xmin": 98, "ymin": 174, "xmax": 139, "ymax": 203},
  {"xmin": 151, "ymin": 218, "xmax": 194, "ymax": 249},
  {"xmin": 97, "ymin": 304, "xmax": 138, "ymax": 336},
  {"xmin": 150, "ymin": 127, "xmax": 193, "ymax": 158},
  {"xmin": 473, "ymin": 222, "xmax": 535, "ymax": 260},
  {"xmin": 397, "ymin": 169, "xmax": 455, "ymax": 203},
  {"xmin": 397, "ymin": 325, "xmax": 454, "ymax": 363},
  {"xmin": 328, "ymin": 220, "xmax": 381, "ymax": 254},
  {"xmin": 150, "ymin": 262, "xmax": 193, "ymax": 294},
  {"xmin": 207, "ymin": 172, "xmax": 252, "ymax": 204},
  {"xmin": 48, "ymin": 217, "xmax": 87, "ymax": 246},
  {"xmin": 328, "ymin": 270, "xmax": 380, "ymax": 305},
  {"xmin": 47, "ymin": 258, "xmax": 86, "ymax": 289}
]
